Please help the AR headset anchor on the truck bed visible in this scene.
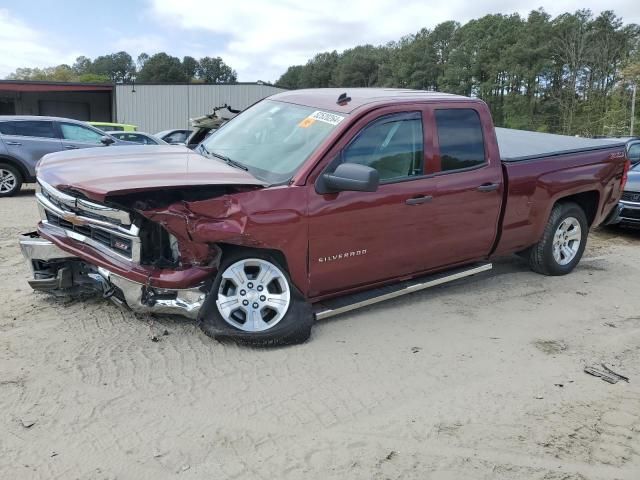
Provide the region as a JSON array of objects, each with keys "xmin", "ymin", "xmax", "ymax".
[{"xmin": 496, "ymin": 127, "xmax": 625, "ymax": 162}]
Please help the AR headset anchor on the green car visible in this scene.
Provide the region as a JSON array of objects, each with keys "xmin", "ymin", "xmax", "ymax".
[{"xmin": 88, "ymin": 121, "xmax": 137, "ymax": 132}]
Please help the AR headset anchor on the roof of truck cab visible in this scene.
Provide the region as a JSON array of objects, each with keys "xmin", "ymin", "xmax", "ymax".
[{"xmin": 269, "ymin": 88, "xmax": 472, "ymax": 113}]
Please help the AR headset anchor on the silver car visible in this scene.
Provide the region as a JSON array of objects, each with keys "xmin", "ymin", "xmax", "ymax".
[
  {"xmin": 107, "ymin": 131, "xmax": 168, "ymax": 145},
  {"xmin": 0, "ymin": 116, "xmax": 121, "ymax": 197},
  {"xmin": 155, "ymin": 129, "xmax": 192, "ymax": 144},
  {"xmin": 609, "ymin": 139, "xmax": 640, "ymax": 225}
]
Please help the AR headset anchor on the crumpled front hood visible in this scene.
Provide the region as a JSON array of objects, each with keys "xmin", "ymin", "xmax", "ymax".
[{"xmin": 36, "ymin": 145, "xmax": 266, "ymax": 202}]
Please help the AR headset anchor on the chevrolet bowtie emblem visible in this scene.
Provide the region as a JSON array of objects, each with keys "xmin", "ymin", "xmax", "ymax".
[{"xmin": 62, "ymin": 213, "xmax": 87, "ymax": 227}]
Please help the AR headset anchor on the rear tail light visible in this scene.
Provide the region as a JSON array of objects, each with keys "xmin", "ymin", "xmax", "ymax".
[{"xmin": 622, "ymin": 158, "xmax": 631, "ymax": 191}]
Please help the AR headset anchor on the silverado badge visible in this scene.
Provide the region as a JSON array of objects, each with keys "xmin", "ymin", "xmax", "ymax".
[{"xmin": 318, "ymin": 250, "xmax": 367, "ymax": 263}]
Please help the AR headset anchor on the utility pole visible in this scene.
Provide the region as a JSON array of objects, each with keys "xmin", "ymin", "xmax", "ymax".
[{"xmin": 632, "ymin": 83, "xmax": 636, "ymax": 137}]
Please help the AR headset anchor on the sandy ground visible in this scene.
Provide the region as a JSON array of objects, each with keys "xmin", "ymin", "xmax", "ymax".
[{"xmin": 1, "ymin": 187, "xmax": 639, "ymax": 480}]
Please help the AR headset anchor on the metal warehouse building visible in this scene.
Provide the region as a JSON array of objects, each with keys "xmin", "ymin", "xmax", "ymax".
[
  {"xmin": 114, "ymin": 83, "xmax": 285, "ymax": 132},
  {"xmin": 0, "ymin": 81, "xmax": 285, "ymax": 133}
]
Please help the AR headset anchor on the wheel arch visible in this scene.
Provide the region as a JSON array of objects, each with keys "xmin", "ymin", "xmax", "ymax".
[
  {"xmin": 215, "ymin": 243, "xmax": 291, "ymax": 280},
  {"xmin": 0, "ymin": 155, "xmax": 30, "ymax": 182},
  {"xmin": 199, "ymin": 242, "xmax": 314, "ymax": 345},
  {"xmin": 553, "ymin": 190, "xmax": 600, "ymax": 227}
]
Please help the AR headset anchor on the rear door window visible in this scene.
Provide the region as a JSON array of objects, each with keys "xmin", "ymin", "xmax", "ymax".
[
  {"xmin": 342, "ymin": 112, "xmax": 424, "ymax": 182},
  {"xmin": 60, "ymin": 123, "xmax": 104, "ymax": 144},
  {"xmin": 0, "ymin": 120, "xmax": 57, "ymax": 139},
  {"xmin": 0, "ymin": 122, "xmax": 14, "ymax": 135},
  {"xmin": 435, "ymin": 109, "xmax": 486, "ymax": 172}
]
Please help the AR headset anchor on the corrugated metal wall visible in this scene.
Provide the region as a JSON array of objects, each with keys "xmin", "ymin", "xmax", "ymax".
[{"xmin": 115, "ymin": 84, "xmax": 286, "ymax": 133}]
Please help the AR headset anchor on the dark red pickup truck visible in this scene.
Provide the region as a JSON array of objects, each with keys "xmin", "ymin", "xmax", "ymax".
[{"xmin": 20, "ymin": 89, "xmax": 630, "ymax": 344}]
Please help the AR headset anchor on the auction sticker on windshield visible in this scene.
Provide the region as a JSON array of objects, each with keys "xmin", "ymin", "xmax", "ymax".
[{"xmin": 299, "ymin": 111, "xmax": 345, "ymax": 128}]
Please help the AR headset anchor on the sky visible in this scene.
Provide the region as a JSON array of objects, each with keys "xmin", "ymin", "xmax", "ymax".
[{"xmin": 0, "ymin": 0, "xmax": 638, "ymax": 82}]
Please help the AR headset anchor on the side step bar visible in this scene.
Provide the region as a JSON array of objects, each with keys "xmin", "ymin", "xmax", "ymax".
[{"xmin": 313, "ymin": 263, "xmax": 492, "ymax": 320}]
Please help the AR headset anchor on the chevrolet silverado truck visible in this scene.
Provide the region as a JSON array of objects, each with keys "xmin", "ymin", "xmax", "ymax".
[{"xmin": 19, "ymin": 89, "xmax": 630, "ymax": 344}]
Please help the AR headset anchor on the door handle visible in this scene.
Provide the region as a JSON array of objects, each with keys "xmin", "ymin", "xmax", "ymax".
[
  {"xmin": 64, "ymin": 145, "xmax": 79, "ymax": 150},
  {"xmin": 5, "ymin": 141, "xmax": 21, "ymax": 146},
  {"xmin": 477, "ymin": 183, "xmax": 499, "ymax": 192},
  {"xmin": 405, "ymin": 195, "xmax": 433, "ymax": 206}
]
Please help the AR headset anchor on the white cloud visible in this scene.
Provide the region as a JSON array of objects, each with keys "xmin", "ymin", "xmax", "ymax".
[
  {"xmin": 149, "ymin": 0, "xmax": 640, "ymax": 82},
  {"xmin": 0, "ymin": 8, "xmax": 77, "ymax": 77}
]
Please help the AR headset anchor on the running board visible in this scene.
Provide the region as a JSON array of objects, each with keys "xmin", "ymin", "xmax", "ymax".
[{"xmin": 313, "ymin": 263, "xmax": 492, "ymax": 320}]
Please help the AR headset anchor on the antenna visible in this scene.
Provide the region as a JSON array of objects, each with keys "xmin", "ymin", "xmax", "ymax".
[{"xmin": 337, "ymin": 92, "xmax": 351, "ymax": 105}]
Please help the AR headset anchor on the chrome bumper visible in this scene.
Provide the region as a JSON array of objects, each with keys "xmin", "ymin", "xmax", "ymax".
[
  {"xmin": 19, "ymin": 232, "xmax": 206, "ymax": 319},
  {"xmin": 19, "ymin": 232, "xmax": 73, "ymax": 262},
  {"xmin": 606, "ymin": 201, "xmax": 640, "ymax": 225}
]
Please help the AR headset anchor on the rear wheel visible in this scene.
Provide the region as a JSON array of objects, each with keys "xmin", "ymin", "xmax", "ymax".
[
  {"xmin": 0, "ymin": 163, "xmax": 22, "ymax": 197},
  {"xmin": 527, "ymin": 202, "xmax": 588, "ymax": 276},
  {"xmin": 198, "ymin": 251, "xmax": 313, "ymax": 345}
]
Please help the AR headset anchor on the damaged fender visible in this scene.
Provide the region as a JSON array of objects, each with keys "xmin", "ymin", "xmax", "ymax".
[{"xmin": 136, "ymin": 186, "xmax": 310, "ymax": 295}]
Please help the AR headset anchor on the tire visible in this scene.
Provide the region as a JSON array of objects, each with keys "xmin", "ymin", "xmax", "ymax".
[
  {"xmin": 0, "ymin": 163, "xmax": 22, "ymax": 197},
  {"xmin": 527, "ymin": 202, "xmax": 588, "ymax": 276},
  {"xmin": 198, "ymin": 250, "xmax": 313, "ymax": 346}
]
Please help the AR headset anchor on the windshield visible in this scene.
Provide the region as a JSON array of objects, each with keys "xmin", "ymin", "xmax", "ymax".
[{"xmin": 200, "ymin": 100, "xmax": 346, "ymax": 183}]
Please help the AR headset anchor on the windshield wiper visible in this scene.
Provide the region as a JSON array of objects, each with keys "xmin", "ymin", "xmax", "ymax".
[{"xmin": 199, "ymin": 144, "xmax": 248, "ymax": 171}]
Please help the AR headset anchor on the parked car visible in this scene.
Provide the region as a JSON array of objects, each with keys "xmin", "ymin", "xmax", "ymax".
[
  {"xmin": 89, "ymin": 121, "xmax": 137, "ymax": 132},
  {"xmin": 107, "ymin": 131, "xmax": 167, "ymax": 145},
  {"xmin": 155, "ymin": 129, "xmax": 192, "ymax": 144},
  {"xmin": 19, "ymin": 89, "xmax": 629, "ymax": 345},
  {"xmin": 0, "ymin": 116, "xmax": 124, "ymax": 196},
  {"xmin": 608, "ymin": 154, "xmax": 640, "ymax": 227},
  {"xmin": 185, "ymin": 105, "xmax": 240, "ymax": 149},
  {"xmin": 601, "ymin": 138, "xmax": 640, "ymax": 226},
  {"xmin": 627, "ymin": 138, "xmax": 640, "ymax": 164}
]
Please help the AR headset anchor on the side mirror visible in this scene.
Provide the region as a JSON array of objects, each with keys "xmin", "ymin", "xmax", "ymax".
[
  {"xmin": 317, "ymin": 163, "xmax": 379, "ymax": 194},
  {"xmin": 100, "ymin": 135, "xmax": 115, "ymax": 146}
]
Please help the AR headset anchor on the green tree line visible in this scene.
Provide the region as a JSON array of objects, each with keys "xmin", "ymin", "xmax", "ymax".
[
  {"xmin": 277, "ymin": 9, "xmax": 640, "ymax": 136},
  {"xmin": 6, "ymin": 52, "xmax": 237, "ymax": 85}
]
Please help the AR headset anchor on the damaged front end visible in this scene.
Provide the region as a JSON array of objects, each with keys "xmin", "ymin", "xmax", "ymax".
[
  {"xmin": 20, "ymin": 232, "xmax": 207, "ymax": 318},
  {"xmin": 18, "ymin": 180, "xmax": 236, "ymax": 319}
]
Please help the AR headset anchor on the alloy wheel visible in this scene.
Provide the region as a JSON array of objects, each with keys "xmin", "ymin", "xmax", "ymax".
[
  {"xmin": 0, "ymin": 169, "xmax": 17, "ymax": 194},
  {"xmin": 552, "ymin": 217, "xmax": 581, "ymax": 265},
  {"xmin": 216, "ymin": 258, "xmax": 291, "ymax": 332}
]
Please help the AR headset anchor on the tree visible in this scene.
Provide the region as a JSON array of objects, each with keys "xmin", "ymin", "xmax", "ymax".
[
  {"xmin": 182, "ymin": 56, "xmax": 199, "ymax": 80},
  {"xmin": 277, "ymin": 65, "xmax": 304, "ymax": 88},
  {"xmin": 137, "ymin": 53, "xmax": 150, "ymax": 71},
  {"xmin": 6, "ymin": 64, "xmax": 109, "ymax": 83},
  {"xmin": 299, "ymin": 51, "xmax": 339, "ymax": 87},
  {"xmin": 89, "ymin": 51, "xmax": 135, "ymax": 83},
  {"xmin": 196, "ymin": 56, "xmax": 237, "ymax": 83},
  {"xmin": 273, "ymin": 8, "xmax": 639, "ymax": 137},
  {"xmin": 331, "ymin": 45, "xmax": 386, "ymax": 87},
  {"xmin": 72, "ymin": 56, "xmax": 92, "ymax": 75},
  {"xmin": 136, "ymin": 53, "xmax": 188, "ymax": 82}
]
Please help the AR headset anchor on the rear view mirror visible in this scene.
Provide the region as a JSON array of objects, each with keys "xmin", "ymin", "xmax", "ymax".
[
  {"xmin": 317, "ymin": 163, "xmax": 379, "ymax": 194},
  {"xmin": 100, "ymin": 135, "xmax": 115, "ymax": 146}
]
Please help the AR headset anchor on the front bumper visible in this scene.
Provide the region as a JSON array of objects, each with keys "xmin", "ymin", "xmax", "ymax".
[
  {"xmin": 19, "ymin": 232, "xmax": 207, "ymax": 319},
  {"xmin": 606, "ymin": 200, "xmax": 640, "ymax": 225}
]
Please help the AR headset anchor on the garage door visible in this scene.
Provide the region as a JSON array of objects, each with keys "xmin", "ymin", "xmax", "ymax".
[{"xmin": 39, "ymin": 100, "xmax": 90, "ymax": 120}]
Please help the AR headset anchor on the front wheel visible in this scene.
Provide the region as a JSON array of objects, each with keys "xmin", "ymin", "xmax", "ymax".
[
  {"xmin": 198, "ymin": 251, "xmax": 313, "ymax": 345},
  {"xmin": 527, "ymin": 202, "xmax": 588, "ymax": 276},
  {"xmin": 0, "ymin": 164, "xmax": 22, "ymax": 197}
]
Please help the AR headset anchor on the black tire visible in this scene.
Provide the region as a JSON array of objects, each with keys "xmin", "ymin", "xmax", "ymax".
[
  {"xmin": 0, "ymin": 163, "xmax": 23, "ymax": 197},
  {"xmin": 527, "ymin": 202, "xmax": 588, "ymax": 276},
  {"xmin": 198, "ymin": 250, "xmax": 313, "ymax": 346}
]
